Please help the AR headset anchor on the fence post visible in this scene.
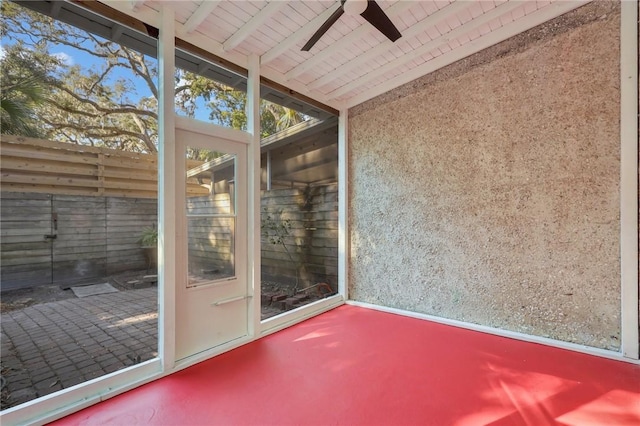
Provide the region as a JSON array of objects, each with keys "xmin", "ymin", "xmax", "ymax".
[{"xmin": 97, "ymin": 153, "xmax": 105, "ymax": 196}]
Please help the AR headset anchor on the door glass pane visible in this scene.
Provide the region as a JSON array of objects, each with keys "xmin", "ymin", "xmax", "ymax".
[{"xmin": 185, "ymin": 148, "xmax": 236, "ymax": 287}]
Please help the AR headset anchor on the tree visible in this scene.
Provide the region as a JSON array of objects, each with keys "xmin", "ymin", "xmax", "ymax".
[
  {"xmin": 199, "ymin": 85, "xmax": 305, "ymax": 138},
  {"xmin": 0, "ymin": 43, "xmax": 53, "ymax": 137},
  {"xmin": 0, "ymin": 1, "xmax": 306, "ymax": 156},
  {"xmin": 1, "ymin": 1, "xmax": 159, "ymax": 152}
]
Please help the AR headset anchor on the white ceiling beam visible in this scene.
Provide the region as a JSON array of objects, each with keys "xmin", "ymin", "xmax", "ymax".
[
  {"xmin": 102, "ymin": 0, "xmax": 160, "ymax": 26},
  {"xmin": 261, "ymin": 3, "xmax": 341, "ymax": 65},
  {"xmin": 286, "ymin": 0, "xmax": 416, "ymax": 81},
  {"xmin": 174, "ymin": 27, "xmax": 249, "ymax": 70},
  {"xmin": 306, "ymin": 1, "xmax": 470, "ymax": 91},
  {"xmin": 223, "ymin": 1, "xmax": 288, "ymax": 52},
  {"xmin": 344, "ymin": 0, "xmax": 590, "ymax": 107},
  {"xmin": 130, "ymin": 0, "xmax": 146, "ymax": 12},
  {"xmin": 183, "ymin": 0, "xmax": 222, "ymax": 34},
  {"xmin": 327, "ymin": 0, "xmax": 525, "ymax": 100},
  {"xmin": 259, "ymin": 66, "xmax": 342, "ymax": 112}
]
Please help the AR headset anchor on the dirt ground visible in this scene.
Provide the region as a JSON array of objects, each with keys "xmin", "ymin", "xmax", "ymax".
[
  {"xmin": 0, "ymin": 270, "xmax": 156, "ymax": 314},
  {"xmin": 0, "ymin": 271, "xmax": 329, "ymax": 319}
]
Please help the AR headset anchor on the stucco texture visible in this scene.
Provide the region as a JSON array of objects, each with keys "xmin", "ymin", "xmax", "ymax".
[{"xmin": 348, "ymin": 3, "xmax": 621, "ymax": 350}]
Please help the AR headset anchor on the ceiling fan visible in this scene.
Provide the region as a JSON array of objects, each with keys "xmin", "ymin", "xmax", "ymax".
[{"xmin": 301, "ymin": 0, "xmax": 402, "ymax": 51}]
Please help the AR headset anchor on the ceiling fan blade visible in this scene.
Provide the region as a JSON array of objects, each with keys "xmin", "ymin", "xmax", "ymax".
[
  {"xmin": 360, "ymin": 0, "xmax": 401, "ymax": 42},
  {"xmin": 301, "ymin": 5, "xmax": 344, "ymax": 51}
]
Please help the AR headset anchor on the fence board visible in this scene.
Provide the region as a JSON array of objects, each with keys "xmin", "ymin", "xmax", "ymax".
[
  {"xmin": 0, "ymin": 135, "xmax": 204, "ymax": 199},
  {"xmin": 1, "ymin": 173, "xmax": 101, "ymax": 188},
  {"xmin": 261, "ymin": 185, "xmax": 338, "ymax": 287},
  {"xmin": 1, "ymin": 157, "xmax": 99, "ymax": 176},
  {"xmin": 1, "ymin": 266, "xmax": 52, "ymax": 292},
  {"xmin": 105, "ymin": 196, "xmax": 157, "ymax": 274},
  {"xmin": 1, "ymin": 182, "xmax": 338, "ymax": 291},
  {"xmin": 0, "ymin": 192, "xmax": 52, "ymax": 289},
  {"xmin": 0, "ymin": 146, "xmax": 100, "ymax": 165}
]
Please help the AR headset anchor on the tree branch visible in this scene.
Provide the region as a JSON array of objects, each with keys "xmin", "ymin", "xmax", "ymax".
[
  {"xmin": 121, "ymin": 47, "xmax": 158, "ymax": 99},
  {"xmin": 130, "ymin": 113, "xmax": 157, "ymax": 153},
  {"xmin": 50, "ymin": 86, "xmax": 158, "ymax": 119}
]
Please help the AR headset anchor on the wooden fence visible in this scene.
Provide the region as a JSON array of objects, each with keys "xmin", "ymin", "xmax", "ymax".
[
  {"xmin": 0, "ymin": 135, "xmax": 208, "ymax": 198},
  {"xmin": 0, "ymin": 135, "xmax": 338, "ymax": 292},
  {"xmin": 261, "ymin": 184, "xmax": 338, "ymax": 290},
  {"xmin": 0, "ymin": 192, "xmax": 157, "ymax": 291},
  {"xmin": 187, "ymin": 193, "xmax": 234, "ymax": 278}
]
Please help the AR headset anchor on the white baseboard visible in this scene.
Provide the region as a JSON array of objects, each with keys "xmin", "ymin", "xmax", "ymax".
[
  {"xmin": 261, "ymin": 294, "xmax": 345, "ymax": 337},
  {"xmin": 346, "ymin": 300, "xmax": 640, "ymax": 365}
]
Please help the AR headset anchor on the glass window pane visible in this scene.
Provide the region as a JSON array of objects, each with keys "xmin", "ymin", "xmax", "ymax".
[
  {"xmin": 185, "ymin": 149, "xmax": 236, "ymax": 287},
  {"xmin": 259, "ymin": 115, "xmax": 339, "ymax": 320},
  {"xmin": 0, "ymin": 1, "xmax": 159, "ymax": 409},
  {"xmin": 174, "ymin": 49, "xmax": 247, "ymax": 130}
]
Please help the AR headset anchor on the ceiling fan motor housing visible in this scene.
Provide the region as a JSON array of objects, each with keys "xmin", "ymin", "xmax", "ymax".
[{"xmin": 343, "ymin": 0, "xmax": 369, "ymax": 16}]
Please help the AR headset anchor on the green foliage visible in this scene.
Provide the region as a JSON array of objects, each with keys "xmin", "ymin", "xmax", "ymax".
[
  {"xmin": 1, "ymin": 0, "xmax": 159, "ymax": 152},
  {"xmin": 0, "ymin": 42, "xmax": 56, "ymax": 137},
  {"xmin": 0, "ymin": 1, "xmax": 307, "ymax": 155},
  {"xmin": 261, "ymin": 208, "xmax": 292, "ymax": 246},
  {"xmin": 261, "ymin": 208, "xmax": 300, "ymax": 292},
  {"xmin": 138, "ymin": 226, "xmax": 158, "ymax": 247}
]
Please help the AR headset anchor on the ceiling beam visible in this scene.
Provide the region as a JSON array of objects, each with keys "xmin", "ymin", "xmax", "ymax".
[
  {"xmin": 223, "ymin": 1, "xmax": 288, "ymax": 52},
  {"xmin": 260, "ymin": 73, "xmax": 340, "ymax": 116},
  {"xmin": 130, "ymin": 0, "xmax": 145, "ymax": 12},
  {"xmin": 285, "ymin": 0, "xmax": 415, "ymax": 81},
  {"xmin": 259, "ymin": 66, "xmax": 343, "ymax": 114},
  {"xmin": 344, "ymin": 0, "xmax": 589, "ymax": 107},
  {"xmin": 326, "ymin": 0, "xmax": 524, "ymax": 100},
  {"xmin": 261, "ymin": 3, "xmax": 341, "ymax": 65},
  {"xmin": 50, "ymin": 1, "xmax": 63, "ymax": 17},
  {"xmin": 306, "ymin": 1, "xmax": 470, "ymax": 91},
  {"xmin": 183, "ymin": 0, "xmax": 222, "ymax": 34},
  {"xmin": 74, "ymin": 0, "xmax": 159, "ymax": 37},
  {"xmin": 111, "ymin": 24, "xmax": 125, "ymax": 42}
]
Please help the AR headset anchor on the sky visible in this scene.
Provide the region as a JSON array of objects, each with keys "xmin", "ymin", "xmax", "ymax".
[
  {"xmin": 0, "ymin": 5, "xmax": 215, "ymax": 122},
  {"xmin": 0, "ymin": 1, "xmax": 304, "ymax": 131}
]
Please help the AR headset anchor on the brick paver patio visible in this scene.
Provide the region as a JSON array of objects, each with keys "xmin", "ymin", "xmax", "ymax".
[
  {"xmin": 0, "ymin": 283, "xmax": 324, "ymax": 409},
  {"xmin": 1, "ymin": 288, "xmax": 157, "ymax": 409}
]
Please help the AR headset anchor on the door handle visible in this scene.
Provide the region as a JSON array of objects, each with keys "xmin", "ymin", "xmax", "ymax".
[
  {"xmin": 44, "ymin": 234, "xmax": 57, "ymax": 240},
  {"xmin": 211, "ymin": 295, "xmax": 251, "ymax": 307}
]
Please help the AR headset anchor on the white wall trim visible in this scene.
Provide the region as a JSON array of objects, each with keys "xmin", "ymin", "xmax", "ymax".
[
  {"xmin": 172, "ymin": 335, "xmax": 254, "ymax": 373},
  {"xmin": 157, "ymin": 3, "xmax": 177, "ymax": 374},
  {"xmin": 338, "ymin": 109, "xmax": 349, "ymax": 300},
  {"xmin": 174, "ymin": 115, "xmax": 251, "ymax": 144},
  {"xmin": 0, "ymin": 360, "xmax": 162, "ymax": 426},
  {"xmin": 347, "ymin": 301, "xmax": 640, "ymax": 365},
  {"xmin": 246, "ymin": 54, "xmax": 262, "ymax": 339},
  {"xmin": 620, "ymin": 0, "xmax": 639, "ymax": 360},
  {"xmin": 261, "ymin": 295, "xmax": 344, "ymax": 337}
]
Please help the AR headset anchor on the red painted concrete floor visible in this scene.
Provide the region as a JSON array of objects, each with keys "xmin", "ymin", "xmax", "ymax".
[{"xmin": 53, "ymin": 305, "xmax": 639, "ymax": 426}]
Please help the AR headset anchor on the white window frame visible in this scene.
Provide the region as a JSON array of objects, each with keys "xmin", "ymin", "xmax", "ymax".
[{"xmin": 2, "ymin": 2, "xmax": 637, "ymax": 425}]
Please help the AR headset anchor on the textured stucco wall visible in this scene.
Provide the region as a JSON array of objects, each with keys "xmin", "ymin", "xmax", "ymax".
[{"xmin": 348, "ymin": 2, "xmax": 621, "ymax": 350}]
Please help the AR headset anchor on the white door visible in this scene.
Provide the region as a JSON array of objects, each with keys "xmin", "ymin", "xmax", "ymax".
[{"xmin": 175, "ymin": 125, "xmax": 248, "ymax": 360}]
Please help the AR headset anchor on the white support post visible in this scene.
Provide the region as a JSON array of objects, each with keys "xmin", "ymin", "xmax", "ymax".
[
  {"xmin": 338, "ymin": 109, "xmax": 349, "ymax": 300},
  {"xmin": 620, "ymin": 0, "xmax": 638, "ymax": 360},
  {"xmin": 158, "ymin": 5, "xmax": 177, "ymax": 370},
  {"xmin": 246, "ymin": 54, "xmax": 262, "ymax": 337}
]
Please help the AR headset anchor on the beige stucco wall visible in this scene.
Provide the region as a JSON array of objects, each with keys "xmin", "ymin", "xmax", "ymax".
[{"xmin": 348, "ymin": 2, "xmax": 621, "ymax": 350}]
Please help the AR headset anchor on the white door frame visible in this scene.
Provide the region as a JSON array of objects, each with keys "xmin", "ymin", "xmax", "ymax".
[{"xmin": 174, "ymin": 118, "xmax": 250, "ymax": 361}]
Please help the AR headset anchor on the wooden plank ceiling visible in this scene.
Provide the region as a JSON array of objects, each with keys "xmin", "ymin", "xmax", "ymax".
[{"xmin": 107, "ymin": 0, "xmax": 588, "ymax": 110}]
